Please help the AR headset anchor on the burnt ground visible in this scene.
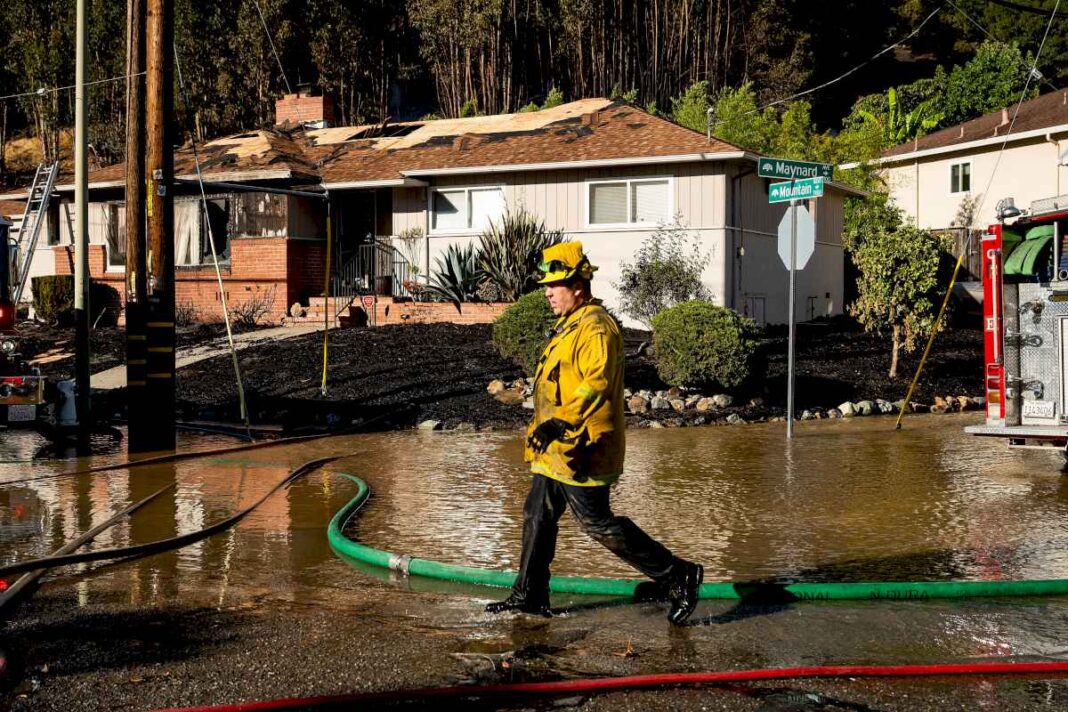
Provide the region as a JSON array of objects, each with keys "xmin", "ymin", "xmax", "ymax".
[
  {"xmin": 12, "ymin": 318, "xmax": 985, "ymax": 433},
  {"xmin": 173, "ymin": 319, "xmax": 983, "ymax": 432}
]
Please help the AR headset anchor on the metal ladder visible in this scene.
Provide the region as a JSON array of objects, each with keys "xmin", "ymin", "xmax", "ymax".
[{"xmin": 11, "ymin": 162, "xmax": 59, "ymax": 305}]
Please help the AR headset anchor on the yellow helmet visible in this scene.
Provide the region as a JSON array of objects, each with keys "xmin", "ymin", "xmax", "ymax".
[{"xmin": 536, "ymin": 242, "xmax": 598, "ymax": 284}]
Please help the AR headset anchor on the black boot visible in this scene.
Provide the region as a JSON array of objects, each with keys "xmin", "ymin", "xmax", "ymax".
[
  {"xmin": 666, "ymin": 561, "xmax": 703, "ymax": 625},
  {"xmin": 484, "ymin": 590, "xmax": 551, "ymax": 617}
]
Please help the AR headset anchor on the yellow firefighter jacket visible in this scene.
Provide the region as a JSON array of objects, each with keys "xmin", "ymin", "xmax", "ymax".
[{"xmin": 525, "ymin": 300, "xmax": 625, "ymax": 486}]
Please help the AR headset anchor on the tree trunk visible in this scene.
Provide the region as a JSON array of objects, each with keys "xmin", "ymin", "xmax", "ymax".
[{"xmin": 890, "ymin": 324, "xmax": 901, "ymax": 379}]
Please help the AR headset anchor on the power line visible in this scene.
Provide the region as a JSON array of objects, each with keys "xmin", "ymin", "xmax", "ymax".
[
  {"xmin": 947, "ymin": 0, "xmax": 1059, "ymax": 93},
  {"xmin": 0, "ymin": 71, "xmax": 146, "ymax": 104},
  {"xmin": 974, "ymin": 0, "xmax": 1061, "ymax": 219},
  {"xmin": 708, "ymin": 5, "xmax": 944, "ymax": 130},
  {"xmin": 251, "ymin": 0, "xmax": 292, "ymax": 94}
]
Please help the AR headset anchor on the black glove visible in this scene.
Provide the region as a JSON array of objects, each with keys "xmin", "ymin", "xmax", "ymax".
[{"xmin": 527, "ymin": 418, "xmax": 570, "ymax": 454}]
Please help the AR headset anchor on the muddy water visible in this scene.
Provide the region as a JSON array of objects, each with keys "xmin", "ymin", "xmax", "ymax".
[{"xmin": 4, "ymin": 413, "xmax": 1068, "ymax": 608}]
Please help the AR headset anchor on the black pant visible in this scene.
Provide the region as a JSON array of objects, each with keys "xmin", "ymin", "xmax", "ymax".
[{"xmin": 513, "ymin": 474, "xmax": 678, "ymax": 599}]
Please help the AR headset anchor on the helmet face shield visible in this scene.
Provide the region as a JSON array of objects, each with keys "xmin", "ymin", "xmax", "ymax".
[{"xmin": 536, "ymin": 243, "xmax": 598, "ymax": 284}]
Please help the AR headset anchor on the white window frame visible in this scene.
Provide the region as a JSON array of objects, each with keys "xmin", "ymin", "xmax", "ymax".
[
  {"xmin": 585, "ymin": 176, "xmax": 674, "ymax": 229},
  {"xmin": 427, "ymin": 184, "xmax": 506, "ymax": 235},
  {"xmin": 949, "ymin": 160, "xmax": 972, "ymax": 195}
]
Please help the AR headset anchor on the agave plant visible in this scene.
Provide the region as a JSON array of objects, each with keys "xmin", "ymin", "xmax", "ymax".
[
  {"xmin": 478, "ymin": 209, "xmax": 565, "ymax": 301},
  {"xmin": 423, "ymin": 243, "xmax": 482, "ymax": 310}
]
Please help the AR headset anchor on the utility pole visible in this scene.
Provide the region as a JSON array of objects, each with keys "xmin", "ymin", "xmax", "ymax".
[
  {"xmin": 74, "ymin": 0, "xmax": 91, "ymax": 437},
  {"xmin": 144, "ymin": 0, "xmax": 175, "ymax": 451},
  {"xmin": 125, "ymin": 0, "xmax": 149, "ymax": 451}
]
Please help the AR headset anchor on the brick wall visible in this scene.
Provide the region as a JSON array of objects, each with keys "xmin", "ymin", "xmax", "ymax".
[{"xmin": 369, "ymin": 297, "xmax": 510, "ymax": 326}]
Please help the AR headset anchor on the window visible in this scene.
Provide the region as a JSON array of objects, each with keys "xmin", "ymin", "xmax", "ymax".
[
  {"xmin": 176, "ymin": 197, "xmax": 230, "ymax": 266},
  {"xmin": 950, "ymin": 162, "xmax": 971, "ymax": 194},
  {"xmin": 587, "ymin": 177, "xmax": 671, "ymax": 226},
  {"xmin": 103, "ymin": 204, "xmax": 125, "ymax": 268},
  {"xmin": 429, "ymin": 187, "xmax": 504, "ymax": 233}
]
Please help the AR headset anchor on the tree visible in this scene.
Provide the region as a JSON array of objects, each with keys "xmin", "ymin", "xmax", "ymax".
[
  {"xmin": 613, "ymin": 217, "xmax": 710, "ymax": 328},
  {"xmin": 670, "ymin": 80, "xmax": 711, "ymax": 134},
  {"xmin": 708, "ymin": 82, "xmax": 779, "ymax": 153},
  {"xmin": 858, "ymin": 87, "xmax": 942, "ymax": 147},
  {"xmin": 844, "ymin": 196, "xmax": 951, "ymax": 378},
  {"xmin": 940, "ymin": 41, "xmax": 1037, "ymax": 126}
]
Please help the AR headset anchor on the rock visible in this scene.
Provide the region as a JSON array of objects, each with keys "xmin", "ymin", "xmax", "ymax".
[
  {"xmin": 512, "ymin": 378, "xmax": 527, "ymax": 389},
  {"xmin": 522, "ymin": 398, "xmax": 534, "ymax": 410},
  {"xmin": 770, "ymin": 416, "xmax": 785, "ymax": 422},
  {"xmin": 930, "ymin": 404, "xmax": 949, "ymax": 414},
  {"xmin": 876, "ymin": 399, "xmax": 895, "ymax": 414},
  {"xmin": 649, "ymin": 421, "xmax": 665, "ymax": 429},
  {"xmin": 639, "ymin": 390, "xmax": 653, "ymax": 399},
  {"xmin": 956, "ymin": 396, "xmax": 972, "ymax": 411},
  {"xmin": 855, "ymin": 400, "xmax": 875, "ymax": 416},
  {"xmin": 726, "ymin": 413, "xmax": 746, "ymax": 425},
  {"xmin": 417, "ymin": 420, "xmax": 442, "ymax": 431},
  {"xmin": 712, "ymin": 394, "xmax": 733, "ymax": 408},
  {"xmin": 685, "ymin": 395, "xmax": 702, "ymax": 407},
  {"xmin": 827, "ymin": 408, "xmax": 842, "ymax": 419},
  {"xmin": 693, "ymin": 415, "xmax": 708, "ymax": 425},
  {"xmin": 455, "ymin": 422, "xmax": 476, "ymax": 431},
  {"xmin": 933, "ymin": 395, "xmax": 951, "ymax": 410},
  {"xmin": 655, "ymin": 390, "xmax": 666, "ymax": 398},
  {"xmin": 892, "ymin": 400, "xmax": 910, "ymax": 414},
  {"xmin": 669, "ymin": 398, "xmax": 687, "ymax": 413},
  {"xmin": 665, "ymin": 418, "xmax": 684, "ymax": 428},
  {"xmin": 624, "ymin": 389, "xmax": 633, "ymax": 399},
  {"xmin": 695, "ymin": 397, "xmax": 716, "ymax": 413},
  {"xmin": 666, "ymin": 386, "xmax": 683, "ymax": 397},
  {"xmin": 651, "ymin": 396, "xmax": 671, "ymax": 411},
  {"xmin": 487, "ymin": 379, "xmax": 507, "ymax": 395},
  {"xmin": 288, "ymin": 301, "xmax": 306, "ymax": 318},
  {"xmin": 838, "ymin": 402, "xmax": 857, "ymax": 417},
  {"xmin": 801, "ymin": 409, "xmax": 816, "ymax": 420},
  {"xmin": 627, "ymin": 395, "xmax": 650, "ymax": 414},
  {"xmin": 494, "ymin": 390, "xmax": 525, "ymax": 406},
  {"xmin": 748, "ymin": 397, "xmax": 765, "ymax": 408}
]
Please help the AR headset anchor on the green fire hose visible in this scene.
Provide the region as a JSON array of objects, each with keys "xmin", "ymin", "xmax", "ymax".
[{"xmin": 327, "ymin": 472, "xmax": 1068, "ymax": 602}]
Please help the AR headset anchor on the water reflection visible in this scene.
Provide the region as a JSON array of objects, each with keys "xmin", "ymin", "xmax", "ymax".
[{"xmin": 3, "ymin": 414, "xmax": 1068, "ymax": 611}]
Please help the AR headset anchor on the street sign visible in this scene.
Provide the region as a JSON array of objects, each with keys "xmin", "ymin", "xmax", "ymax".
[
  {"xmin": 769, "ymin": 176, "xmax": 825, "ymax": 204},
  {"xmin": 758, "ymin": 157, "xmax": 833, "ymax": 180},
  {"xmin": 777, "ymin": 204, "xmax": 815, "ymax": 270}
]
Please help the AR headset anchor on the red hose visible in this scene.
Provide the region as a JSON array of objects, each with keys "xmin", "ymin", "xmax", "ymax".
[{"xmin": 155, "ymin": 660, "xmax": 1068, "ymax": 712}]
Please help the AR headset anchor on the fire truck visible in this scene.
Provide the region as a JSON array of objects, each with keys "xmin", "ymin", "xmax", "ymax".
[
  {"xmin": 0, "ymin": 214, "xmax": 48, "ymax": 428},
  {"xmin": 966, "ymin": 195, "xmax": 1068, "ymax": 457}
]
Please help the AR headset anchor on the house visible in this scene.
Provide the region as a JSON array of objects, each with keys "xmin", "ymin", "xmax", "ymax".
[
  {"xmin": 858, "ymin": 88, "xmax": 1068, "ymax": 276},
  {"xmin": 1, "ymin": 90, "xmax": 860, "ymax": 326}
]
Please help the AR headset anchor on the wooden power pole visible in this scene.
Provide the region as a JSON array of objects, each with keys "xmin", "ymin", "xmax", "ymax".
[
  {"xmin": 74, "ymin": 0, "xmax": 91, "ymax": 436},
  {"xmin": 125, "ymin": 0, "xmax": 149, "ymax": 450},
  {"xmin": 143, "ymin": 0, "xmax": 175, "ymax": 451}
]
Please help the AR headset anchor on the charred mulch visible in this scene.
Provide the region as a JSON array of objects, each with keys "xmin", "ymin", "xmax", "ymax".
[{"xmin": 172, "ymin": 319, "xmax": 984, "ymax": 432}]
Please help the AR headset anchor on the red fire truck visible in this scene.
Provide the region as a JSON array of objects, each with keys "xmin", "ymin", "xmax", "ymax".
[
  {"xmin": 1, "ymin": 214, "xmax": 48, "ymax": 428},
  {"xmin": 966, "ymin": 195, "xmax": 1068, "ymax": 456}
]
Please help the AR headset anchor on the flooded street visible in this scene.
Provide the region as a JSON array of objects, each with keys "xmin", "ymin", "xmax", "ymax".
[{"xmin": 4, "ymin": 414, "xmax": 1068, "ymax": 710}]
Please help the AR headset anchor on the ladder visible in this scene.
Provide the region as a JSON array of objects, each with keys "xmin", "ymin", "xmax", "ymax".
[{"xmin": 11, "ymin": 162, "xmax": 59, "ymax": 305}]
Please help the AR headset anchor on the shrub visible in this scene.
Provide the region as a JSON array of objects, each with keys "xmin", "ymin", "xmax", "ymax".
[
  {"xmin": 613, "ymin": 217, "xmax": 710, "ymax": 327},
  {"xmin": 492, "ymin": 291, "xmax": 555, "ymax": 376},
  {"xmin": 651, "ymin": 300, "xmax": 758, "ymax": 388},
  {"xmin": 477, "ymin": 208, "xmax": 564, "ymax": 301},
  {"xmin": 231, "ymin": 285, "xmax": 276, "ymax": 326},
  {"xmin": 30, "ymin": 275, "xmax": 120, "ymax": 327},
  {"xmin": 424, "ymin": 243, "xmax": 482, "ymax": 309},
  {"xmin": 32, "ymin": 275, "xmax": 76, "ymax": 325}
]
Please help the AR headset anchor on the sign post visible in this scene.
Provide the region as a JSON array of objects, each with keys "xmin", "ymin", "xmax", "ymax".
[{"xmin": 764, "ymin": 156, "xmax": 829, "ymax": 439}]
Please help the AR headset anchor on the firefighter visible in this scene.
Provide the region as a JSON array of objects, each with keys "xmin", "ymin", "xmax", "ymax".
[{"xmin": 485, "ymin": 241, "xmax": 703, "ymax": 625}]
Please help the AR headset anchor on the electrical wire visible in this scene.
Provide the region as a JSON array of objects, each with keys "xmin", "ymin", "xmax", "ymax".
[
  {"xmin": 174, "ymin": 46, "xmax": 252, "ymax": 437},
  {"xmin": 250, "ymin": 0, "xmax": 292, "ymax": 95},
  {"xmin": 0, "ymin": 72, "xmax": 146, "ymax": 104}
]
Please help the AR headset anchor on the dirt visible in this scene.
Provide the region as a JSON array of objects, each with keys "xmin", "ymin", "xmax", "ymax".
[{"xmin": 172, "ymin": 318, "xmax": 984, "ymax": 432}]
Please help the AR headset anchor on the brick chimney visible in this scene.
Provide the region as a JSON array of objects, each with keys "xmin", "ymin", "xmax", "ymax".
[{"xmin": 275, "ymin": 85, "xmax": 336, "ymax": 129}]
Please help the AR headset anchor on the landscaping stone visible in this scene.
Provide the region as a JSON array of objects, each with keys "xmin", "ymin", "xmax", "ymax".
[
  {"xmin": 930, "ymin": 404, "xmax": 949, "ymax": 414},
  {"xmin": 685, "ymin": 395, "xmax": 702, "ymax": 407},
  {"xmin": 856, "ymin": 400, "xmax": 875, "ymax": 416},
  {"xmin": 838, "ymin": 402, "xmax": 857, "ymax": 417},
  {"xmin": 726, "ymin": 413, "xmax": 746, "ymax": 425},
  {"xmin": 876, "ymin": 399, "xmax": 895, "ymax": 414},
  {"xmin": 649, "ymin": 421, "xmax": 665, "ymax": 429},
  {"xmin": 801, "ymin": 409, "xmax": 816, "ymax": 420},
  {"xmin": 827, "ymin": 408, "xmax": 842, "ymax": 419},
  {"xmin": 669, "ymin": 398, "xmax": 687, "ymax": 412},
  {"xmin": 417, "ymin": 420, "xmax": 442, "ymax": 431},
  {"xmin": 522, "ymin": 398, "xmax": 534, "ymax": 410},
  {"xmin": 748, "ymin": 397, "xmax": 765, "ymax": 407},
  {"xmin": 695, "ymin": 397, "xmax": 715, "ymax": 413},
  {"xmin": 487, "ymin": 379, "xmax": 506, "ymax": 395},
  {"xmin": 712, "ymin": 394, "xmax": 733, "ymax": 408},
  {"xmin": 628, "ymin": 395, "xmax": 650, "ymax": 414},
  {"xmin": 892, "ymin": 400, "xmax": 910, "ymax": 413},
  {"xmin": 666, "ymin": 386, "xmax": 683, "ymax": 397},
  {"xmin": 651, "ymin": 396, "xmax": 671, "ymax": 411}
]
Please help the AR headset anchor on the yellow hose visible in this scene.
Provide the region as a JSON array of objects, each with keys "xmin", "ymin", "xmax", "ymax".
[{"xmin": 321, "ymin": 207, "xmax": 332, "ymax": 396}]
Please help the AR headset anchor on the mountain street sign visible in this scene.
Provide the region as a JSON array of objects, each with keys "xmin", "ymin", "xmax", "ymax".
[
  {"xmin": 757, "ymin": 157, "xmax": 833, "ymax": 180},
  {"xmin": 768, "ymin": 176, "xmax": 825, "ymax": 204},
  {"xmin": 777, "ymin": 204, "xmax": 814, "ymax": 271}
]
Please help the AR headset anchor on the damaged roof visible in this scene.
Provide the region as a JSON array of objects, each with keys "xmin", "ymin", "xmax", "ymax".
[{"xmin": 883, "ymin": 88, "xmax": 1068, "ymax": 161}]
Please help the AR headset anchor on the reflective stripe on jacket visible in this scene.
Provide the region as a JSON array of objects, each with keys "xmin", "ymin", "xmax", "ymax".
[{"xmin": 524, "ymin": 300, "xmax": 625, "ymax": 487}]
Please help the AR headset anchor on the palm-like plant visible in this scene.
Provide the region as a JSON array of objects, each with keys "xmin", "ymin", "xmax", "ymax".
[
  {"xmin": 478, "ymin": 209, "xmax": 564, "ymax": 301},
  {"xmin": 861, "ymin": 88, "xmax": 943, "ymax": 147},
  {"xmin": 423, "ymin": 243, "xmax": 482, "ymax": 310}
]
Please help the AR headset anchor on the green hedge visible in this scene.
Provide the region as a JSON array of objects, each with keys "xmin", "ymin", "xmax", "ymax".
[
  {"xmin": 651, "ymin": 300, "xmax": 758, "ymax": 388},
  {"xmin": 31, "ymin": 275, "xmax": 120, "ymax": 327},
  {"xmin": 492, "ymin": 291, "xmax": 555, "ymax": 376}
]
